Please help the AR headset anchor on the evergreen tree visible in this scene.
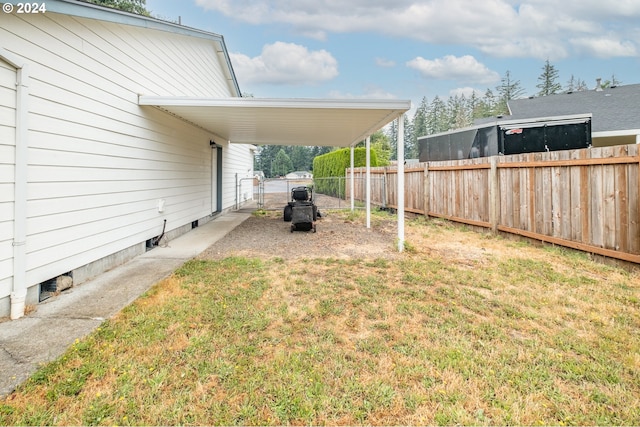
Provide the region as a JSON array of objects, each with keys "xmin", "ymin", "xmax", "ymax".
[
  {"xmin": 384, "ymin": 116, "xmax": 414, "ymax": 161},
  {"xmin": 290, "ymin": 146, "xmax": 313, "ymax": 171},
  {"xmin": 448, "ymin": 94, "xmax": 471, "ymax": 130},
  {"xmin": 611, "ymin": 74, "xmax": 622, "ymax": 86},
  {"xmin": 475, "ymin": 88, "xmax": 499, "ymax": 118},
  {"xmin": 427, "ymin": 96, "xmax": 449, "ymax": 134},
  {"xmin": 575, "ymin": 78, "xmax": 589, "ymax": 91},
  {"xmin": 495, "ymin": 71, "xmax": 525, "ymax": 114},
  {"xmin": 411, "ymin": 97, "xmax": 429, "ymax": 158},
  {"xmin": 86, "ymin": 0, "xmax": 149, "ymax": 15},
  {"xmin": 311, "ymin": 146, "xmax": 332, "ymax": 158},
  {"xmin": 536, "ymin": 59, "xmax": 562, "ymax": 96},
  {"xmin": 600, "ymin": 74, "xmax": 623, "ymax": 89},
  {"xmin": 467, "ymin": 91, "xmax": 482, "ymax": 120},
  {"xmin": 565, "ymin": 74, "xmax": 589, "ymax": 92},
  {"xmin": 272, "ymin": 149, "xmax": 293, "ymax": 176},
  {"xmin": 254, "ymin": 145, "xmax": 281, "ymax": 178},
  {"xmin": 403, "ymin": 114, "xmax": 414, "ymax": 159},
  {"xmin": 371, "ymin": 131, "xmax": 392, "ymax": 166},
  {"xmin": 386, "ymin": 120, "xmax": 398, "ymax": 160}
]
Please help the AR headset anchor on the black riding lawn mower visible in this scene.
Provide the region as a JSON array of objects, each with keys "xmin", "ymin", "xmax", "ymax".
[{"xmin": 283, "ymin": 186, "xmax": 320, "ymax": 232}]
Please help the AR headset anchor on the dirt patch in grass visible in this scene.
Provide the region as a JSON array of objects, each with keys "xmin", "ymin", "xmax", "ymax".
[
  {"xmin": 199, "ymin": 209, "xmax": 402, "ymax": 261},
  {"xmin": 199, "ymin": 208, "xmax": 524, "ymax": 265},
  {"xmin": 211, "ymin": 209, "xmax": 634, "ymax": 283}
]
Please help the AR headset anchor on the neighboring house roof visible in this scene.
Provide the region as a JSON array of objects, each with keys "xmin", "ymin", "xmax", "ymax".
[
  {"xmin": 286, "ymin": 171, "xmax": 313, "ymax": 177},
  {"xmin": 507, "ymin": 84, "xmax": 640, "ymax": 134}
]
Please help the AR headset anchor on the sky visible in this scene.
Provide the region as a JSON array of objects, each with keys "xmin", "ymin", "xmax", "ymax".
[{"xmin": 145, "ymin": 0, "xmax": 640, "ymax": 113}]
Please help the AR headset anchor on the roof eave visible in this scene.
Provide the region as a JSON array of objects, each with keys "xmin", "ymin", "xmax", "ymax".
[{"xmin": 139, "ymin": 96, "xmax": 412, "ymax": 110}]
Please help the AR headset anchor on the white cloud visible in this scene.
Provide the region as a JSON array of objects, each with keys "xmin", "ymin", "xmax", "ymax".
[
  {"xmin": 230, "ymin": 42, "xmax": 338, "ymax": 85},
  {"xmin": 328, "ymin": 86, "xmax": 398, "ymax": 100},
  {"xmin": 375, "ymin": 57, "xmax": 396, "ymax": 68},
  {"xmin": 570, "ymin": 37, "xmax": 638, "ymax": 58},
  {"xmin": 406, "ymin": 55, "xmax": 500, "ymax": 85},
  {"xmin": 195, "ymin": 0, "xmax": 639, "ymax": 60}
]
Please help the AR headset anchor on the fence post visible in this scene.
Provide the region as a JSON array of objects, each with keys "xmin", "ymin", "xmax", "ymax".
[
  {"xmin": 489, "ymin": 156, "xmax": 499, "ymax": 232},
  {"xmin": 423, "ymin": 163, "xmax": 430, "ymax": 217},
  {"xmin": 382, "ymin": 168, "xmax": 387, "ymax": 208}
]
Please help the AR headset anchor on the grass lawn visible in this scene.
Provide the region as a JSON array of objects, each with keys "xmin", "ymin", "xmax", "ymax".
[{"xmin": 1, "ymin": 212, "xmax": 639, "ymax": 425}]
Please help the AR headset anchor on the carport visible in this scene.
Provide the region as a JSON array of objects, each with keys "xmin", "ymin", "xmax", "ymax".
[{"xmin": 138, "ymin": 96, "xmax": 412, "ymax": 251}]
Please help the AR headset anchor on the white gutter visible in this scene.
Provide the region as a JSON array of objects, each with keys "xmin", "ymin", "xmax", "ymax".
[
  {"xmin": 139, "ymin": 95, "xmax": 412, "ymax": 110},
  {"xmin": 397, "ymin": 114, "xmax": 405, "ymax": 252},
  {"xmin": 0, "ymin": 49, "xmax": 29, "ymax": 319},
  {"xmin": 592, "ymin": 129, "xmax": 640, "ymax": 139}
]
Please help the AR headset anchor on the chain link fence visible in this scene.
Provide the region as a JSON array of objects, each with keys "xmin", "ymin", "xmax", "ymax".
[{"xmin": 253, "ymin": 177, "xmax": 368, "ymax": 211}]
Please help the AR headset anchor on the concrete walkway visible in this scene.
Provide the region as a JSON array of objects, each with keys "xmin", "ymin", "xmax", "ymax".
[{"xmin": 0, "ymin": 210, "xmax": 252, "ymax": 397}]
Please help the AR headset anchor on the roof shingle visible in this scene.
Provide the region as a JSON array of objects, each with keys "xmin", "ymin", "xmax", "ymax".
[{"xmin": 507, "ymin": 84, "xmax": 640, "ymax": 133}]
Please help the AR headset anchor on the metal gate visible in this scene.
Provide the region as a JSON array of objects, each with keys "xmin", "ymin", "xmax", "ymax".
[{"xmin": 235, "ymin": 176, "xmax": 257, "ymax": 209}]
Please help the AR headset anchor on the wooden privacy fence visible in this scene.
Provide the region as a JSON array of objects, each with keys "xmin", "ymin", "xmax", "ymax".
[{"xmin": 347, "ymin": 144, "xmax": 640, "ymax": 264}]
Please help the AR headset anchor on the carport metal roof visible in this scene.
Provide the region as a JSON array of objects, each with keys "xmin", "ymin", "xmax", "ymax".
[
  {"xmin": 138, "ymin": 96, "xmax": 411, "ymax": 251},
  {"xmin": 138, "ymin": 96, "xmax": 411, "ymax": 147}
]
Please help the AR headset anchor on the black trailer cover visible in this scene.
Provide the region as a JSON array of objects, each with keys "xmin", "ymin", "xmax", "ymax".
[{"xmin": 418, "ymin": 114, "xmax": 592, "ymax": 162}]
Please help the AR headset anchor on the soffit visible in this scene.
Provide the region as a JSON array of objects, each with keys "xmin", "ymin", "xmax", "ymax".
[{"xmin": 139, "ymin": 96, "xmax": 411, "ymax": 146}]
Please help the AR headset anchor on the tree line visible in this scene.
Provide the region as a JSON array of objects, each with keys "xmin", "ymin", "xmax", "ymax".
[
  {"xmin": 256, "ymin": 62, "xmax": 623, "ymax": 174},
  {"xmin": 388, "ymin": 62, "xmax": 622, "ymax": 159}
]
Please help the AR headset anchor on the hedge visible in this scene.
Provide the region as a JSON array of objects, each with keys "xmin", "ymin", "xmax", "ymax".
[{"xmin": 312, "ymin": 147, "xmax": 378, "ymax": 197}]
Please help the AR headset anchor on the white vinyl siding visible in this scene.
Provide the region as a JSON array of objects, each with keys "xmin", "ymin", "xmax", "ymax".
[
  {"xmin": 0, "ymin": 11, "xmax": 252, "ymax": 290},
  {"xmin": 0, "ymin": 58, "xmax": 16, "ymax": 300},
  {"xmin": 222, "ymin": 142, "xmax": 255, "ymax": 209}
]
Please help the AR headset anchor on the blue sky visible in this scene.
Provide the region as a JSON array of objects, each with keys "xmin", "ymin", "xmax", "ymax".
[{"xmin": 146, "ymin": 0, "xmax": 639, "ymax": 112}]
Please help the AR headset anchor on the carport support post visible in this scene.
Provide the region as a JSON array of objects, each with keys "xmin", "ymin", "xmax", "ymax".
[
  {"xmin": 350, "ymin": 146, "xmax": 355, "ymax": 211},
  {"xmin": 366, "ymin": 136, "xmax": 371, "ymax": 228},
  {"xmin": 397, "ymin": 114, "xmax": 405, "ymax": 252}
]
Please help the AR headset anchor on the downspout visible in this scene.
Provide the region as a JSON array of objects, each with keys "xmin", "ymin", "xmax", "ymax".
[{"xmin": 10, "ymin": 59, "xmax": 29, "ymax": 319}]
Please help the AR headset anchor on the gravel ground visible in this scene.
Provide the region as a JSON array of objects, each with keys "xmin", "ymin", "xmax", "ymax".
[
  {"xmin": 198, "ymin": 210, "xmax": 402, "ymax": 261},
  {"xmin": 197, "ymin": 202, "xmax": 580, "ymax": 269}
]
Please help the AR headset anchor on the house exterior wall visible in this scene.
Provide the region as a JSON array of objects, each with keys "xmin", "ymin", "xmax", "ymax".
[
  {"xmin": 592, "ymin": 134, "xmax": 638, "ymax": 147},
  {"xmin": 223, "ymin": 143, "xmax": 255, "ymax": 208},
  {"xmin": 0, "ymin": 9, "xmax": 253, "ymax": 316}
]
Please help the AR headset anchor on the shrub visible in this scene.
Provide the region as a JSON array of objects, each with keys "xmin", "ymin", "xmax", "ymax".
[{"xmin": 313, "ymin": 148, "xmax": 378, "ymax": 197}]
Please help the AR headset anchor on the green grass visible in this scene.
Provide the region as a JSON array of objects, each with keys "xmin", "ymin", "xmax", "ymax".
[{"xmin": 1, "ymin": 226, "xmax": 639, "ymax": 425}]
